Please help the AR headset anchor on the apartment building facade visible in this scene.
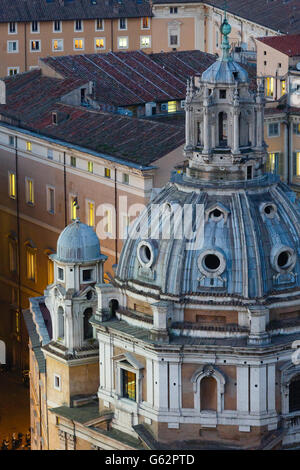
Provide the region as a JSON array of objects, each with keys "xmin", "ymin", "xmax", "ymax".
[
  {"xmin": 0, "ymin": 67, "xmax": 185, "ymax": 370},
  {"xmin": 0, "ymin": 0, "xmax": 153, "ymax": 78},
  {"xmin": 256, "ymin": 34, "xmax": 300, "ymax": 194},
  {"xmin": 151, "ymin": 0, "xmax": 299, "ymax": 56}
]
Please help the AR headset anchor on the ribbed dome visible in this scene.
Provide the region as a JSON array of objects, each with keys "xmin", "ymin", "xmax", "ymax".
[
  {"xmin": 53, "ymin": 220, "xmax": 102, "ymax": 263},
  {"xmin": 201, "ymin": 58, "xmax": 249, "ymax": 84},
  {"xmin": 116, "ymin": 175, "xmax": 300, "ymax": 300}
]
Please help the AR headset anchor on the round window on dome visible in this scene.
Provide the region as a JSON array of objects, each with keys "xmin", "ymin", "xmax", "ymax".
[
  {"xmin": 137, "ymin": 241, "xmax": 156, "ymax": 268},
  {"xmin": 277, "ymin": 251, "xmax": 292, "ymax": 270},
  {"xmin": 260, "ymin": 202, "xmax": 277, "ymax": 219},
  {"xmin": 204, "ymin": 254, "xmax": 221, "ymax": 271},
  {"xmin": 209, "ymin": 208, "xmax": 223, "ymax": 220},
  {"xmin": 198, "ymin": 250, "xmax": 226, "ymax": 277},
  {"xmin": 271, "ymin": 246, "xmax": 296, "ymax": 273}
]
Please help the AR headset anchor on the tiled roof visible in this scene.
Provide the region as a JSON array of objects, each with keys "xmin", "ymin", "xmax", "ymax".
[
  {"xmin": 257, "ymin": 34, "xmax": 300, "ymax": 57},
  {"xmin": 41, "ymin": 50, "xmax": 217, "ymax": 107},
  {"xmin": 0, "ymin": 0, "xmax": 151, "ymax": 23},
  {"xmin": 0, "ymin": 69, "xmax": 185, "ymax": 166},
  {"xmin": 152, "ymin": 0, "xmax": 300, "ymax": 34}
]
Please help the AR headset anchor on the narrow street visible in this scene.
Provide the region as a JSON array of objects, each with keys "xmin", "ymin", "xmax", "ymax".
[{"xmin": 0, "ymin": 370, "xmax": 30, "ymax": 449}]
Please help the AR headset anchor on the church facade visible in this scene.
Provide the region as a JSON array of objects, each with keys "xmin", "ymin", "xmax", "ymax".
[{"xmin": 24, "ymin": 15, "xmax": 300, "ymax": 450}]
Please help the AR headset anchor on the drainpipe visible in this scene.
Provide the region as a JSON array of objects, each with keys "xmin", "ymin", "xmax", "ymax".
[
  {"xmin": 63, "ymin": 152, "xmax": 67, "ymax": 227},
  {"xmin": 114, "ymin": 168, "xmax": 118, "ymax": 265},
  {"xmin": 15, "ymin": 135, "xmax": 22, "ymax": 370},
  {"xmin": 283, "ymin": 116, "xmax": 291, "ymax": 185},
  {"xmin": 24, "ymin": 23, "xmax": 27, "ymax": 72}
]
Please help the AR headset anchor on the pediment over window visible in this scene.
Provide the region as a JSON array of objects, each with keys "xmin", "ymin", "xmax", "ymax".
[{"xmin": 113, "ymin": 352, "xmax": 144, "ymax": 370}]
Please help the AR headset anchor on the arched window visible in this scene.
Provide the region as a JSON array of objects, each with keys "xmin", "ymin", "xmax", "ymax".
[
  {"xmin": 83, "ymin": 308, "xmax": 93, "ymax": 340},
  {"xmin": 200, "ymin": 376, "xmax": 218, "ymax": 411},
  {"xmin": 57, "ymin": 307, "xmax": 64, "ymax": 339},
  {"xmin": 109, "ymin": 299, "xmax": 119, "ymax": 317},
  {"xmin": 191, "ymin": 365, "xmax": 226, "ymax": 413},
  {"xmin": 289, "ymin": 375, "xmax": 300, "ymax": 413},
  {"xmin": 218, "ymin": 112, "xmax": 227, "ymax": 146}
]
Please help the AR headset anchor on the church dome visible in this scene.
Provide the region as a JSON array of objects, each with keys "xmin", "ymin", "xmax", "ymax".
[
  {"xmin": 53, "ymin": 220, "xmax": 102, "ymax": 263},
  {"xmin": 116, "ymin": 176, "xmax": 300, "ymax": 300},
  {"xmin": 201, "ymin": 59, "xmax": 249, "ymax": 84}
]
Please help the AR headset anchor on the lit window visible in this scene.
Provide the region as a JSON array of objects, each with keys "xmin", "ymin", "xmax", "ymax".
[
  {"xmin": 95, "ymin": 38, "xmax": 105, "ymax": 50},
  {"xmin": 9, "ymin": 22, "xmax": 17, "ymax": 34},
  {"xmin": 119, "ymin": 18, "xmax": 127, "ymax": 30},
  {"xmin": 88, "ymin": 161, "xmax": 93, "ymax": 173},
  {"xmin": 265, "ymin": 77, "xmax": 274, "ymax": 97},
  {"xmin": 293, "ymin": 123, "xmax": 300, "ymax": 135},
  {"xmin": 47, "ymin": 186, "xmax": 55, "ymax": 214},
  {"xmin": 26, "ymin": 248, "xmax": 36, "ymax": 281},
  {"xmin": 281, "ymin": 80, "xmax": 286, "ymax": 96},
  {"xmin": 142, "ymin": 17, "xmax": 150, "ymax": 29},
  {"xmin": 71, "ymin": 196, "xmax": 78, "ymax": 220},
  {"xmin": 26, "ymin": 141, "xmax": 32, "ymax": 151},
  {"xmin": 75, "ymin": 19, "xmax": 83, "ymax": 32},
  {"xmin": 96, "ymin": 18, "xmax": 104, "ymax": 31},
  {"xmin": 9, "ymin": 172, "xmax": 16, "ymax": 199},
  {"xmin": 87, "ymin": 201, "xmax": 95, "ymax": 227},
  {"xmin": 70, "ymin": 156, "xmax": 76, "ymax": 167},
  {"xmin": 118, "ymin": 37, "xmax": 128, "ymax": 49},
  {"xmin": 30, "ymin": 40, "xmax": 40, "ymax": 51},
  {"xmin": 105, "ymin": 209, "xmax": 112, "ymax": 234},
  {"xmin": 31, "ymin": 21, "xmax": 39, "ymax": 33},
  {"xmin": 7, "ymin": 41, "xmax": 18, "ymax": 53},
  {"xmin": 168, "ymin": 101, "xmax": 177, "ymax": 113},
  {"xmin": 74, "ymin": 39, "xmax": 84, "ymax": 50},
  {"xmin": 105, "ymin": 167, "xmax": 111, "ymax": 178},
  {"xmin": 268, "ymin": 123, "xmax": 279, "ymax": 137},
  {"xmin": 52, "ymin": 39, "xmax": 63, "ymax": 52},
  {"xmin": 26, "ymin": 178, "xmax": 34, "ymax": 204},
  {"xmin": 140, "ymin": 36, "xmax": 151, "ymax": 49},
  {"xmin": 8, "ymin": 67, "xmax": 19, "ymax": 76},
  {"xmin": 123, "ymin": 173, "xmax": 129, "ymax": 185},
  {"xmin": 48, "ymin": 259, "xmax": 54, "ymax": 285},
  {"xmin": 53, "ymin": 20, "xmax": 61, "ymax": 32},
  {"xmin": 294, "ymin": 152, "xmax": 300, "ymax": 176},
  {"xmin": 122, "ymin": 370, "xmax": 136, "ymax": 401},
  {"xmin": 267, "ymin": 152, "xmax": 279, "ymax": 174}
]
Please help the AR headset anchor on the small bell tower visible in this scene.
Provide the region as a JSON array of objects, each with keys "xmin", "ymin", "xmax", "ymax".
[
  {"xmin": 184, "ymin": 11, "xmax": 267, "ymax": 182},
  {"xmin": 44, "ymin": 219, "xmax": 107, "ymax": 354}
]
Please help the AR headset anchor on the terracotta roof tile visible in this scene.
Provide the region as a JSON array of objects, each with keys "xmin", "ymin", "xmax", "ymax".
[
  {"xmin": 0, "ymin": 69, "xmax": 185, "ymax": 166},
  {"xmin": 152, "ymin": 0, "xmax": 300, "ymax": 34},
  {"xmin": 257, "ymin": 33, "xmax": 300, "ymax": 57},
  {"xmin": 0, "ymin": 0, "xmax": 151, "ymax": 22}
]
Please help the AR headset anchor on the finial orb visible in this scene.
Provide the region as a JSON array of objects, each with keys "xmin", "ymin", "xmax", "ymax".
[{"xmin": 221, "ymin": 19, "xmax": 231, "ymax": 36}]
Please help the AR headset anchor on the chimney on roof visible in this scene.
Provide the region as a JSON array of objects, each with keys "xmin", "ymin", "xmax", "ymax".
[{"xmin": 0, "ymin": 81, "xmax": 6, "ymax": 105}]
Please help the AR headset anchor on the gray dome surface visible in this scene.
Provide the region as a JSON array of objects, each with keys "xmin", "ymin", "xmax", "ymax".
[
  {"xmin": 53, "ymin": 220, "xmax": 102, "ymax": 263},
  {"xmin": 117, "ymin": 175, "xmax": 300, "ymax": 300},
  {"xmin": 201, "ymin": 58, "xmax": 249, "ymax": 84}
]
